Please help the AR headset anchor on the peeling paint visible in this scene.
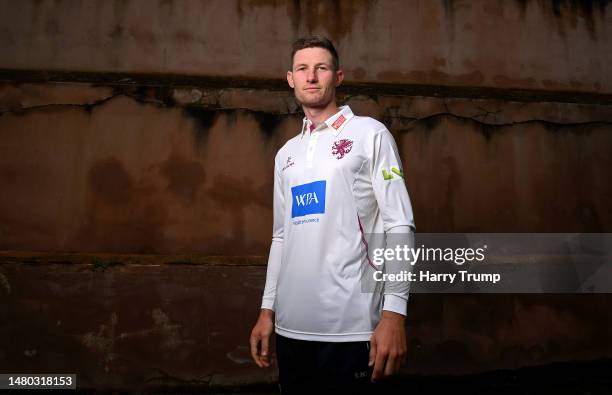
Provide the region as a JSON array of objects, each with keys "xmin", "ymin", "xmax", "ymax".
[
  {"xmin": 81, "ymin": 312, "xmax": 117, "ymax": 367},
  {"xmin": 82, "ymin": 308, "xmax": 183, "ymax": 370},
  {"xmin": 172, "ymin": 88, "xmax": 203, "ymax": 104},
  {"xmin": 151, "ymin": 308, "xmax": 182, "ymax": 350}
]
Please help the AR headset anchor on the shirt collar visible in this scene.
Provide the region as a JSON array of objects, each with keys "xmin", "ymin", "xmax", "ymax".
[{"xmin": 301, "ymin": 105, "xmax": 354, "ymax": 138}]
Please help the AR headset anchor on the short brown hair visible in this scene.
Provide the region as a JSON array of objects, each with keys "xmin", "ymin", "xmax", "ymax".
[{"xmin": 290, "ymin": 36, "xmax": 339, "ymax": 71}]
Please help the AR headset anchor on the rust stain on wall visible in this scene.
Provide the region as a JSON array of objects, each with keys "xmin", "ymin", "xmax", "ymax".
[
  {"xmin": 0, "ymin": 82, "xmax": 610, "ymax": 251},
  {"xmin": 433, "ymin": 56, "xmax": 448, "ymax": 67},
  {"xmin": 183, "ymin": 106, "xmax": 218, "ymax": 147},
  {"xmin": 2, "ymin": 1, "xmax": 611, "ymax": 92},
  {"xmin": 80, "ymin": 157, "xmax": 169, "ymax": 253},
  {"xmin": 88, "ymin": 157, "xmax": 136, "ymax": 206},
  {"xmin": 159, "ymin": 153, "xmax": 206, "ymax": 203},
  {"xmin": 550, "ymin": 0, "xmax": 610, "ymax": 39},
  {"xmin": 237, "ymin": 0, "xmax": 362, "ymax": 39},
  {"xmin": 252, "ymin": 110, "xmax": 285, "ymax": 142}
]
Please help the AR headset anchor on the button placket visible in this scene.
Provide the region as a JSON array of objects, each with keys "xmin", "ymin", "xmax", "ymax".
[{"xmin": 305, "ymin": 130, "xmax": 320, "ymax": 168}]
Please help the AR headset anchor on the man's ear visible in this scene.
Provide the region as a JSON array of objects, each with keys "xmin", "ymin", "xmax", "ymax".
[
  {"xmin": 335, "ymin": 69, "xmax": 344, "ymax": 87},
  {"xmin": 287, "ymin": 71, "xmax": 295, "ymax": 88}
]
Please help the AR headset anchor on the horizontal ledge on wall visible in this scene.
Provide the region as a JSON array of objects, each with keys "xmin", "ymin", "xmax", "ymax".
[
  {"xmin": 1, "ymin": 69, "xmax": 612, "ymax": 106},
  {"xmin": 0, "ymin": 250, "xmax": 267, "ymax": 267}
]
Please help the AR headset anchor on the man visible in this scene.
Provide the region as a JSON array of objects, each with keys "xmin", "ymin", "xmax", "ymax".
[{"xmin": 250, "ymin": 36, "xmax": 415, "ymax": 393}]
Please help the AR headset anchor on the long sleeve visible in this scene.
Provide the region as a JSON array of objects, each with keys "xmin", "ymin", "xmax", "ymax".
[
  {"xmin": 261, "ymin": 239, "xmax": 283, "ymax": 310},
  {"xmin": 381, "ymin": 225, "xmax": 414, "ymax": 315},
  {"xmin": 369, "ymin": 128, "xmax": 416, "ymax": 316},
  {"xmin": 260, "ymin": 153, "xmax": 285, "ymax": 311}
]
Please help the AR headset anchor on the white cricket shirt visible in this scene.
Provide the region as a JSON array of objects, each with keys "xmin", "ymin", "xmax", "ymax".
[{"xmin": 261, "ymin": 105, "xmax": 415, "ymax": 342}]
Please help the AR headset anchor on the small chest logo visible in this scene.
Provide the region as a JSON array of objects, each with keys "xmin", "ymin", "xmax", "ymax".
[
  {"xmin": 282, "ymin": 156, "xmax": 294, "ymax": 171},
  {"xmin": 291, "ymin": 180, "xmax": 326, "ymax": 218},
  {"xmin": 332, "ymin": 139, "xmax": 353, "ymax": 159}
]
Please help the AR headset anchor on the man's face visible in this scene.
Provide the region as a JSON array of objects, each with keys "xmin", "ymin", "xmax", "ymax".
[{"xmin": 287, "ymin": 47, "xmax": 344, "ymax": 108}]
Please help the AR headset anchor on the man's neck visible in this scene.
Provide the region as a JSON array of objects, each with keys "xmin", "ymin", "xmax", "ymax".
[{"xmin": 303, "ymin": 101, "xmax": 340, "ymax": 128}]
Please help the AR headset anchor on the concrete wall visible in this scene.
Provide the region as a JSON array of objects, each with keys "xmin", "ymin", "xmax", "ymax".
[
  {"xmin": 1, "ymin": 0, "xmax": 612, "ymax": 391},
  {"xmin": 2, "ymin": 260, "xmax": 611, "ymax": 391},
  {"xmin": 1, "ymin": 0, "xmax": 611, "ymax": 93},
  {"xmin": 1, "ymin": 83, "xmax": 611, "ymax": 253}
]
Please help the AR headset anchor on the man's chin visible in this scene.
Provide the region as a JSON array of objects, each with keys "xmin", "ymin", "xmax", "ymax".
[{"xmin": 297, "ymin": 98, "xmax": 330, "ymax": 108}]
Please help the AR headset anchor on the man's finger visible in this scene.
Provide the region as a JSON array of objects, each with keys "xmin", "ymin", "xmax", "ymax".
[
  {"xmin": 384, "ymin": 352, "xmax": 396, "ymax": 377},
  {"xmin": 250, "ymin": 334, "xmax": 262, "ymax": 367},
  {"xmin": 368, "ymin": 337, "xmax": 377, "ymax": 367},
  {"xmin": 260, "ymin": 334, "xmax": 270, "ymax": 367},
  {"xmin": 371, "ymin": 348, "xmax": 387, "ymax": 383}
]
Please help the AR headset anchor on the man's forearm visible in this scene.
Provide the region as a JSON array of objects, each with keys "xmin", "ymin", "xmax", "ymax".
[{"xmin": 261, "ymin": 239, "xmax": 283, "ymax": 310}]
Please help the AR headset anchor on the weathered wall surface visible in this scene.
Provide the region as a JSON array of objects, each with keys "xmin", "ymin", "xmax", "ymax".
[
  {"xmin": 0, "ymin": 0, "xmax": 611, "ymax": 93},
  {"xmin": 2, "ymin": 259, "xmax": 612, "ymax": 391},
  {"xmin": 1, "ymin": 0, "xmax": 612, "ymax": 392},
  {"xmin": 1, "ymin": 83, "xmax": 611, "ymax": 253},
  {"xmin": 2, "ymin": 81, "xmax": 611, "ymax": 390}
]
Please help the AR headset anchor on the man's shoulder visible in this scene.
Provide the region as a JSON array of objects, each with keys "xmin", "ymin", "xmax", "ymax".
[
  {"xmin": 346, "ymin": 115, "xmax": 398, "ymax": 155},
  {"xmin": 348, "ymin": 114, "xmax": 388, "ymax": 135},
  {"xmin": 274, "ymin": 133, "xmax": 301, "ymax": 162}
]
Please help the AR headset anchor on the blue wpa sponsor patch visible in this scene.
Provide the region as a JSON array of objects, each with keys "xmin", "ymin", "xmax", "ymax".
[{"xmin": 291, "ymin": 180, "xmax": 326, "ymax": 218}]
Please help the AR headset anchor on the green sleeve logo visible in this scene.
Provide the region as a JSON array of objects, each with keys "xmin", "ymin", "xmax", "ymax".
[{"xmin": 382, "ymin": 167, "xmax": 403, "ymax": 180}]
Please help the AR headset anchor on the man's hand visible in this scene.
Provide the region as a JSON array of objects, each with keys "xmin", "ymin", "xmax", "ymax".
[
  {"xmin": 250, "ymin": 309, "xmax": 275, "ymax": 368},
  {"xmin": 369, "ymin": 310, "xmax": 407, "ymax": 382}
]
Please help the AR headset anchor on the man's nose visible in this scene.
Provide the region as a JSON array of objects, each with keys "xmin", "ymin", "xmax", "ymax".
[{"xmin": 307, "ymin": 68, "xmax": 317, "ymax": 82}]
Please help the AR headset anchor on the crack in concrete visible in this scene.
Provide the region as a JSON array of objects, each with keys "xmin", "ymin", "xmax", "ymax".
[
  {"xmin": 1, "ymin": 92, "xmax": 611, "ymax": 130},
  {"xmin": 0, "ymin": 93, "xmax": 125, "ymax": 115},
  {"xmin": 2, "ymin": 68, "xmax": 612, "ymax": 104},
  {"xmin": 387, "ymin": 112, "xmax": 612, "ymax": 131}
]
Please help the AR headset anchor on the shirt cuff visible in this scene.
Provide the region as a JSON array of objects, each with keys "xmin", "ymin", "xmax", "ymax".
[
  {"xmin": 261, "ymin": 298, "xmax": 275, "ymax": 311},
  {"xmin": 382, "ymin": 294, "xmax": 407, "ymax": 316}
]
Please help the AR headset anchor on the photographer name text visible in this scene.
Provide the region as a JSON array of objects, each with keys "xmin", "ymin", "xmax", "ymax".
[{"xmin": 373, "ymin": 270, "xmax": 501, "ymax": 284}]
